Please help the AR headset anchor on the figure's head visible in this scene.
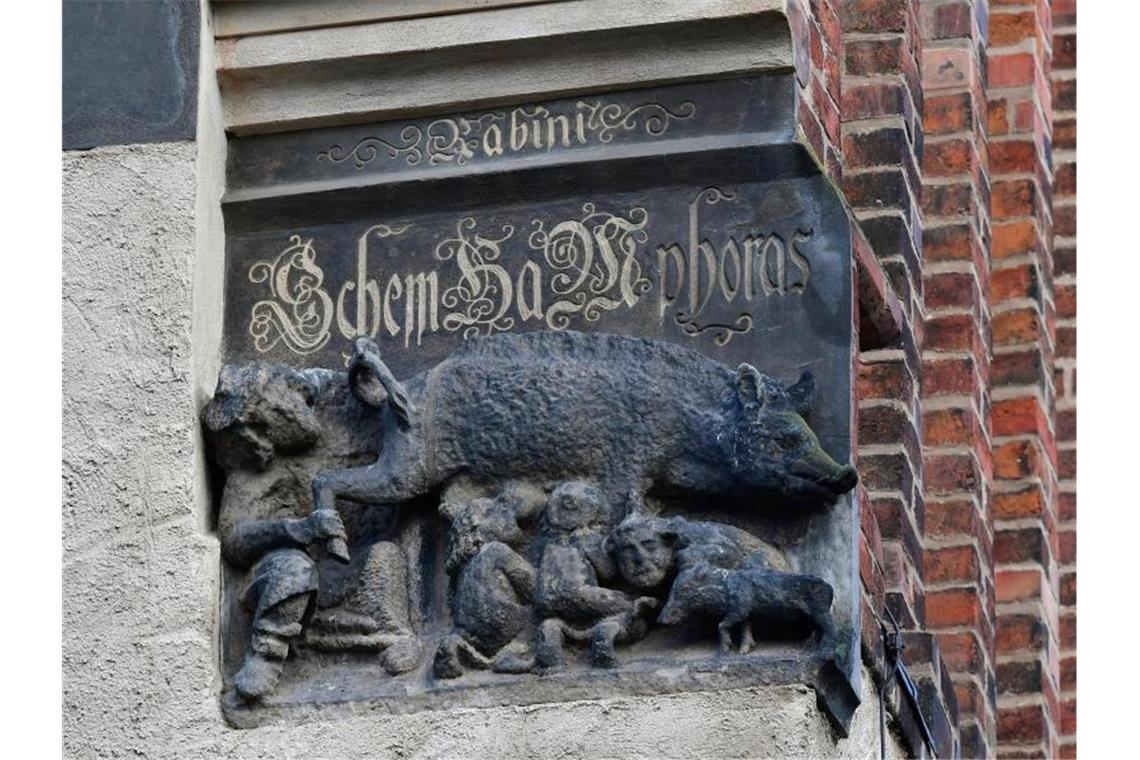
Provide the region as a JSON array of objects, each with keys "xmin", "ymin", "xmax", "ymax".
[
  {"xmin": 606, "ymin": 514, "xmax": 680, "ymax": 590},
  {"xmin": 203, "ymin": 363, "xmax": 322, "ymax": 472},
  {"xmin": 442, "ymin": 494, "xmax": 526, "ymax": 572},
  {"xmin": 543, "ymin": 482, "xmax": 609, "ymax": 535},
  {"xmin": 729, "ymin": 366, "xmax": 858, "ymax": 502}
]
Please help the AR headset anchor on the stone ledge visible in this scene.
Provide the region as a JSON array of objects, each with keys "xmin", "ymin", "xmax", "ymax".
[{"xmin": 214, "ymin": 0, "xmax": 793, "ymax": 135}]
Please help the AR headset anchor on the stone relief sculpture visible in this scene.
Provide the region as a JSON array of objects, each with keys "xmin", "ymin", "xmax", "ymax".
[
  {"xmin": 205, "ymin": 364, "xmax": 421, "ymax": 702},
  {"xmin": 205, "ymin": 329, "xmax": 857, "ymax": 721},
  {"xmin": 433, "ymin": 491, "xmax": 540, "ymax": 678}
]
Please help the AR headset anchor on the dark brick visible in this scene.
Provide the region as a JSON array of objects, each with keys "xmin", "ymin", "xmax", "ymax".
[
  {"xmin": 925, "ymin": 1, "xmax": 972, "ymax": 40},
  {"xmin": 844, "ymin": 169, "xmax": 908, "ymax": 210},
  {"xmin": 1053, "ymin": 117, "xmax": 1076, "ymax": 150},
  {"xmin": 845, "ymin": 37, "xmax": 904, "ymax": 76},
  {"xmin": 924, "ymin": 180, "xmax": 977, "ymax": 220},
  {"xmin": 858, "ymin": 450, "xmax": 916, "ymax": 496},
  {"xmin": 1053, "ymin": 77, "xmax": 1077, "ymax": 112},
  {"xmin": 997, "ymin": 614, "xmax": 1047, "ymax": 654},
  {"xmin": 926, "ymin": 270, "xmax": 979, "ymax": 311},
  {"xmin": 997, "ymin": 659, "xmax": 1045, "ymax": 695},
  {"xmin": 994, "ymin": 526, "xmax": 1047, "ymax": 566},
  {"xmin": 1054, "ymin": 161, "xmax": 1076, "ymax": 197},
  {"xmin": 1053, "ymin": 32, "xmax": 1076, "ymax": 70},
  {"xmin": 843, "ymin": 80, "xmax": 914, "ymax": 123},
  {"xmin": 992, "ymin": 348, "xmax": 1045, "ymax": 388},
  {"xmin": 843, "ymin": 126, "xmax": 910, "ymax": 169},
  {"xmin": 997, "ymin": 703, "xmax": 1047, "ymax": 744},
  {"xmin": 839, "ymin": 0, "xmax": 909, "ymax": 33},
  {"xmin": 1054, "ymin": 203, "xmax": 1076, "ymax": 236}
]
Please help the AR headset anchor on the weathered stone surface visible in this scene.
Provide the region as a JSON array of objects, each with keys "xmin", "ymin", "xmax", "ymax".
[
  {"xmin": 209, "ymin": 74, "xmax": 862, "ymax": 731},
  {"xmin": 209, "ymin": 329, "xmax": 858, "ymax": 728}
]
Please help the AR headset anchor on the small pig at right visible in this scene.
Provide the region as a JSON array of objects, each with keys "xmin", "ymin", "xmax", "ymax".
[{"xmin": 657, "ymin": 561, "xmax": 836, "ymax": 654}]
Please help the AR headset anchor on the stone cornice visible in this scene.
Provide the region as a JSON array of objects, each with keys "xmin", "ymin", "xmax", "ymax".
[{"xmin": 214, "ymin": 0, "xmax": 793, "ymax": 135}]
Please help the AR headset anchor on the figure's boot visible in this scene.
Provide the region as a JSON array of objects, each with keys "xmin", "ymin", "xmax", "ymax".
[
  {"xmin": 233, "ymin": 633, "xmax": 289, "ymax": 700},
  {"xmin": 233, "ymin": 594, "xmax": 309, "ymax": 700},
  {"xmin": 588, "ymin": 620, "xmax": 623, "ymax": 669},
  {"xmin": 493, "ymin": 634, "xmax": 537, "ymax": 674},
  {"xmin": 433, "ymin": 635, "xmax": 465, "ymax": 679},
  {"xmin": 535, "ymin": 619, "xmax": 566, "ymax": 672}
]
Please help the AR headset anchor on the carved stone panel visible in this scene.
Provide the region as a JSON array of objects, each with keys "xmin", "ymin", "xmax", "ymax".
[{"xmin": 212, "ymin": 74, "xmax": 859, "ymax": 731}]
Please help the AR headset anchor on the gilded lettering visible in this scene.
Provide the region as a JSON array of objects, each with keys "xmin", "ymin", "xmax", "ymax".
[
  {"xmin": 656, "ymin": 243, "xmax": 685, "ymax": 321},
  {"xmin": 718, "ymin": 238, "xmax": 742, "ymax": 301},
  {"xmin": 247, "ymin": 236, "xmax": 333, "ymax": 354},
  {"xmin": 403, "ymin": 272, "xmax": 440, "ymax": 347},
  {"xmin": 319, "ymin": 98, "xmax": 695, "ymax": 168},
  {"xmin": 247, "ymin": 194, "xmax": 813, "ymax": 361},
  {"xmin": 437, "ymin": 218, "xmax": 516, "ymax": 338},
  {"xmin": 482, "ymin": 124, "xmax": 504, "ymax": 157},
  {"xmin": 510, "ymin": 109, "xmax": 529, "ymax": 152},
  {"xmin": 516, "ymin": 260, "xmax": 544, "ymax": 321},
  {"xmin": 546, "ymin": 113, "xmax": 573, "ymax": 149},
  {"xmin": 789, "ymin": 229, "xmax": 813, "ymax": 293},
  {"xmin": 383, "ymin": 274, "xmax": 403, "ymax": 338}
]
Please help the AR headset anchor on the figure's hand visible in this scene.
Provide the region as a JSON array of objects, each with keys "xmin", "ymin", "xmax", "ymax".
[
  {"xmin": 633, "ymin": 596, "xmax": 659, "ymax": 618},
  {"xmin": 289, "ymin": 509, "xmax": 347, "ymax": 547},
  {"xmin": 308, "ymin": 509, "xmax": 351, "ymax": 563},
  {"xmin": 308, "ymin": 509, "xmax": 347, "ymax": 541}
]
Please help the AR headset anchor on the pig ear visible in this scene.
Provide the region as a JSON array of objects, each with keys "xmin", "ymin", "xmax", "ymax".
[
  {"xmin": 786, "ymin": 371, "xmax": 815, "ymax": 416},
  {"xmin": 735, "ymin": 364, "xmax": 767, "ymax": 415}
]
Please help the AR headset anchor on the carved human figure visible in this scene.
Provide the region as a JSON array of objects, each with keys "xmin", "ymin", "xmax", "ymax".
[
  {"xmin": 434, "ymin": 492, "xmax": 539, "ymax": 678},
  {"xmin": 205, "ymin": 363, "xmax": 420, "ymax": 701},
  {"xmin": 534, "ymin": 482, "xmax": 657, "ymax": 670},
  {"xmin": 606, "ymin": 511, "xmax": 789, "ymax": 592},
  {"xmin": 607, "ymin": 512, "xmax": 834, "ymax": 654}
]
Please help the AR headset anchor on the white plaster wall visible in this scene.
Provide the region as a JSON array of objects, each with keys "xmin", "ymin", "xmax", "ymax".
[{"xmin": 62, "ymin": 140, "xmax": 223, "ymax": 758}]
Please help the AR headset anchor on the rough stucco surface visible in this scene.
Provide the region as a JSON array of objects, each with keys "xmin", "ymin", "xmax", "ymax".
[{"xmin": 62, "ymin": 141, "xmax": 905, "ymax": 758}]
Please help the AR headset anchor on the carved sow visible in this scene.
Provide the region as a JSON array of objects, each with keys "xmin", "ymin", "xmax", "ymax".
[{"xmin": 312, "ymin": 330, "xmax": 857, "ymax": 561}]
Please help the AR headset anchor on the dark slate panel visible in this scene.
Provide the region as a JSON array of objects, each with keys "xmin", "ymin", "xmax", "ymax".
[
  {"xmin": 63, "ymin": 0, "xmax": 199, "ymax": 150},
  {"xmin": 225, "ymin": 75, "xmax": 797, "ymax": 196}
]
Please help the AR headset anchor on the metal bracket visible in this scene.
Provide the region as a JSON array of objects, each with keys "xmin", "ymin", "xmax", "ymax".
[{"xmin": 879, "ymin": 606, "xmax": 937, "ymax": 759}]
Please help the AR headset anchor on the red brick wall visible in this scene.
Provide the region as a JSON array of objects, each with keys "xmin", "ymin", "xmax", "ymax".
[
  {"xmin": 987, "ymin": 0, "xmax": 1061, "ymax": 756},
  {"xmin": 789, "ymin": 1, "xmax": 1076, "ymax": 756},
  {"xmin": 1050, "ymin": 1, "xmax": 1076, "ymax": 757},
  {"xmin": 919, "ymin": 2, "xmax": 996, "ymax": 756}
]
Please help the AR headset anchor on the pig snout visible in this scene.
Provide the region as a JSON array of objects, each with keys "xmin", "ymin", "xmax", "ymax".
[{"xmin": 788, "ymin": 445, "xmax": 858, "ymax": 497}]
